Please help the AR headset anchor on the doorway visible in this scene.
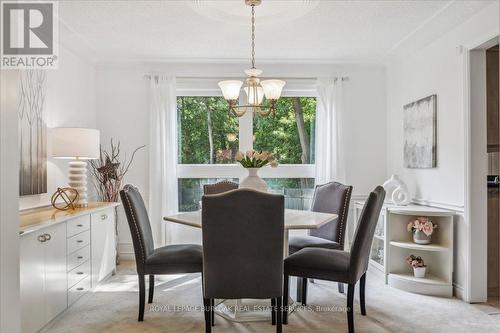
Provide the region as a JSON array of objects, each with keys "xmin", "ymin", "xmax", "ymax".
[
  {"xmin": 468, "ymin": 36, "xmax": 499, "ymax": 303},
  {"xmin": 486, "ymin": 44, "xmax": 499, "ymax": 303}
]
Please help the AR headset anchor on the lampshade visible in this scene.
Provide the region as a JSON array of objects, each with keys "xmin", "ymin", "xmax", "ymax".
[
  {"xmin": 244, "ymin": 86, "xmax": 264, "ymax": 105},
  {"xmin": 260, "ymin": 80, "xmax": 286, "ymax": 100},
  {"xmin": 51, "ymin": 127, "xmax": 100, "ymax": 159},
  {"xmin": 218, "ymin": 80, "xmax": 243, "ymax": 100}
]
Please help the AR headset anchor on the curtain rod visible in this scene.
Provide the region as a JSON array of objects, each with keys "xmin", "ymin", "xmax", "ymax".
[{"xmin": 143, "ymin": 74, "xmax": 349, "ymax": 81}]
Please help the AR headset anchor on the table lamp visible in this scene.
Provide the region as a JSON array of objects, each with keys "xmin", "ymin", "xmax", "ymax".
[{"xmin": 51, "ymin": 127, "xmax": 100, "ymax": 207}]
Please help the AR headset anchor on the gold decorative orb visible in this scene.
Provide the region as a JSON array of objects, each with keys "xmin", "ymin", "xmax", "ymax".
[{"xmin": 51, "ymin": 187, "xmax": 79, "ymax": 211}]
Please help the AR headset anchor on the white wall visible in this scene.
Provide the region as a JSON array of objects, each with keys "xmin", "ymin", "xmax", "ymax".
[
  {"xmin": 19, "ymin": 46, "xmax": 97, "ymax": 210},
  {"xmin": 95, "ymin": 62, "xmax": 387, "ymax": 255},
  {"xmin": 385, "ymin": 1, "xmax": 499, "ymax": 299},
  {"xmin": 1, "ymin": 70, "xmax": 21, "ymax": 333}
]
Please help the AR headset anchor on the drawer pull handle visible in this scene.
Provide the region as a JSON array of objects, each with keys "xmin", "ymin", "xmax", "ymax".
[
  {"xmin": 76, "ymin": 272, "xmax": 84, "ymax": 275},
  {"xmin": 76, "ymin": 287, "xmax": 85, "ymax": 291},
  {"xmin": 101, "ymin": 214, "xmax": 108, "ymax": 220},
  {"xmin": 77, "ymin": 224, "xmax": 83, "ymax": 227},
  {"xmin": 77, "ymin": 256, "xmax": 83, "ymax": 259},
  {"xmin": 38, "ymin": 235, "xmax": 47, "ymax": 242},
  {"xmin": 44, "ymin": 233, "xmax": 51, "ymax": 241},
  {"xmin": 77, "ymin": 240, "xmax": 83, "ymax": 243}
]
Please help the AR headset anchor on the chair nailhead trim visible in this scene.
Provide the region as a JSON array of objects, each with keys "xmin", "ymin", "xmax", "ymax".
[
  {"xmin": 338, "ymin": 187, "xmax": 352, "ymax": 248},
  {"xmin": 123, "ymin": 190, "xmax": 146, "ymax": 264}
]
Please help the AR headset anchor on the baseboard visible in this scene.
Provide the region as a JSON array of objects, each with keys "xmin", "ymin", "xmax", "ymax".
[
  {"xmin": 453, "ymin": 283, "xmax": 465, "ymax": 301},
  {"xmin": 118, "ymin": 242, "xmax": 135, "ymax": 261}
]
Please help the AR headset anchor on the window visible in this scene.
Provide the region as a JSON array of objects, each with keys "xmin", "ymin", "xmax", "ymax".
[
  {"xmin": 254, "ymin": 97, "xmax": 316, "ymax": 164},
  {"xmin": 265, "ymin": 178, "xmax": 315, "ymax": 210},
  {"xmin": 178, "ymin": 178, "xmax": 239, "ymax": 212},
  {"xmin": 177, "ymin": 89, "xmax": 317, "ymax": 212},
  {"xmin": 178, "ymin": 96, "xmax": 238, "ymax": 164}
]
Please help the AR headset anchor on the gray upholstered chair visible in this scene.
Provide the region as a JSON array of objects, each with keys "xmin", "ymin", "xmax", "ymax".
[
  {"xmin": 203, "ymin": 180, "xmax": 238, "ymax": 195},
  {"xmin": 201, "ymin": 189, "xmax": 284, "ymax": 333},
  {"xmin": 289, "ymin": 181, "xmax": 352, "ymax": 299},
  {"xmin": 283, "ymin": 186, "xmax": 385, "ymax": 333},
  {"xmin": 120, "ymin": 185, "xmax": 203, "ymax": 322}
]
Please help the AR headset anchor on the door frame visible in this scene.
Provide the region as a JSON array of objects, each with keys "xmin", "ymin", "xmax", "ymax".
[{"xmin": 464, "ymin": 33, "xmax": 499, "ymax": 303}]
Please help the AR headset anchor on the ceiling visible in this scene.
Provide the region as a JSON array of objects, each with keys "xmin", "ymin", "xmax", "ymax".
[{"xmin": 58, "ymin": 0, "xmax": 492, "ymax": 64}]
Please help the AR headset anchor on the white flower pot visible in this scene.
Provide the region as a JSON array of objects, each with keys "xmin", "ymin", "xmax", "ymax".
[
  {"xmin": 413, "ymin": 267, "xmax": 426, "ymax": 278},
  {"xmin": 240, "ymin": 168, "xmax": 267, "ymax": 192}
]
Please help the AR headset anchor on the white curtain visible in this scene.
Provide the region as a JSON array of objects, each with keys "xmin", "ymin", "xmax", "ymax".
[
  {"xmin": 315, "ymin": 77, "xmax": 346, "ymax": 185},
  {"xmin": 148, "ymin": 75, "xmax": 177, "ymax": 246}
]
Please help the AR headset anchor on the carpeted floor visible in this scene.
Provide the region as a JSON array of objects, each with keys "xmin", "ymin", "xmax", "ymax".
[{"xmin": 41, "ymin": 261, "xmax": 500, "ymax": 333}]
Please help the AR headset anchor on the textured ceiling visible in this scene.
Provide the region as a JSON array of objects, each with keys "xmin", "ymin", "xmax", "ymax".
[{"xmin": 58, "ymin": 0, "xmax": 492, "ymax": 63}]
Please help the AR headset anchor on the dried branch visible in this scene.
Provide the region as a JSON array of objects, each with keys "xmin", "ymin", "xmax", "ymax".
[{"xmin": 89, "ymin": 139, "xmax": 145, "ymax": 202}]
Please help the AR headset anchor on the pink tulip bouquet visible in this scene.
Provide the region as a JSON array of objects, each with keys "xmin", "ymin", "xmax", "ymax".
[
  {"xmin": 235, "ymin": 150, "xmax": 279, "ymax": 168},
  {"xmin": 407, "ymin": 217, "xmax": 437, "ymax": 237}
]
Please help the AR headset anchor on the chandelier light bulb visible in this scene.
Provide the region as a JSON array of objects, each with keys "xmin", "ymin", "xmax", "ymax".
[{"xmin": 244, "ymin": 86, "xmax": 264, "ymax": 105}]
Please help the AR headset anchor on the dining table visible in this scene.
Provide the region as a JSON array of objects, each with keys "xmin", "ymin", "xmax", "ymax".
[{"xmin": 163, "ymin": 208, "xmax": 338, "ymax": 322}]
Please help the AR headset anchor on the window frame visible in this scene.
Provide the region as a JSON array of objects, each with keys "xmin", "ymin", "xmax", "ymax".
[{"xmin": 176, "ymin": 79, "xmax": 317, "ymax": 181}]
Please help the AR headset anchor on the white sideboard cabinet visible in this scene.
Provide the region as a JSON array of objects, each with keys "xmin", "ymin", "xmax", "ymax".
[
  {"xmin": 91, "ymin": 208, "xmax": 116, "ymax": 287},
  {"xmin": 20, "ymin": 202, "xmax": 119, "ymax": 333},
  {"xmin": 20, "ymin": 222, "xmax": 67, "ymax": 333}
]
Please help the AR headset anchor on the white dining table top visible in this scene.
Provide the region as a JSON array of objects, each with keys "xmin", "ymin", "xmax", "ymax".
[{"xmin": 163, "ymin": 209, "xmax": 338, "ymax": 230}]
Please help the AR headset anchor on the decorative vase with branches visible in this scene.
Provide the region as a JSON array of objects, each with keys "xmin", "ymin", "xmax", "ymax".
[
  {"xmin": 89, "ymin": 139, "xmax": 144, "ymax": 266},
  {"xmin": 90, "ymin": 139, "xmax": 145, "ymax": 202}
]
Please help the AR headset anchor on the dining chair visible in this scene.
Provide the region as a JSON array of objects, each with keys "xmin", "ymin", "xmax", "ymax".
[
  {"xmin": 282, "ymin": 186, "xmax": 385, "ymax": 333},
  {"xmin": 120, "ymin": 185, "xmax": 203, "ymax": 322},
  {"xmin": 289, "ymin": 181, "xmax": 352, "ymax": 300},
  {"xmin": 201, "ymin": 189, "xmax": 284, "ymax": 333},
  {"xmin": 203, "ymin": 180, "xmax": 238, "ymax": 195}
]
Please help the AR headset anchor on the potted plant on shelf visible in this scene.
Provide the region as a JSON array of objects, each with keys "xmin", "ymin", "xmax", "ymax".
[
  {"xmin": 407, "ymin": 217, "xmax": 437, "ymax": 244},
  {"xmin": 235, "ymin": 150, "xmax": 278, "ymax": 192},
  {"xmin": 406, "ymin": 254, "xmax": 427, "ymax": 278}
]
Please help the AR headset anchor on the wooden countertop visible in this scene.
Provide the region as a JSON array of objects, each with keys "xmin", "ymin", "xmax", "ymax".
[{"xmin": 20, "ymin": 202, "xmax": 120, "ymax": 236}]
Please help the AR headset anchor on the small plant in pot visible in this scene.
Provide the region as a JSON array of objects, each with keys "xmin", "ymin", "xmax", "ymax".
[
  {"xmin": 407, "ymin": 217, "xmax": 437, "ymax": 245},
  {"xmin": 406, "ymin": 254, "xmax": 426, "ymax": 278}
]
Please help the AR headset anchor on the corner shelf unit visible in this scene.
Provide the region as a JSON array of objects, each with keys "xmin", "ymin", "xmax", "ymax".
[{"xmin": 353, "ymin": 202, "xmax": 454, "ymax": 297}]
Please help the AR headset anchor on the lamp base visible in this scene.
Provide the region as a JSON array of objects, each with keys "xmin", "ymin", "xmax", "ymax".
[{"xmin": 68, "ymin": 160, "xmax": 88, "ymax": 208}]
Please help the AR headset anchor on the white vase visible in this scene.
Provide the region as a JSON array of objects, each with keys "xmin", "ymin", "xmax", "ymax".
[
  {"xmin": 413, "ymin": 230, "xmax": 432, "ymax": 245},
  {"xmin": 240, "ymin": 168, "xmax": 268, "ymax": 192},
  {"xmin": 413, "ymin": 267, "xmax": 427, "ymax": 278},
  {"xmin": 382, "ymin": 174, "xmax": 411, "ymax": 206}
]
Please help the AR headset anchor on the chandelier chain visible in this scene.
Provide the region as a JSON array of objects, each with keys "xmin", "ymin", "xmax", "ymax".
[
  {"xmin": 251, "ymin": 5, "xmax": 255, "ymax": 69},
  {"xmin": 218, "ymin": 0, "xmax": 285, "ymax": 118}
]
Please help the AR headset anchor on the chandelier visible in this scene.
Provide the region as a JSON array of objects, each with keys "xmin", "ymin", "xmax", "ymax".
[{"xmin": 218, "ymin": 0, "xmax": 286, "ymax": 117}]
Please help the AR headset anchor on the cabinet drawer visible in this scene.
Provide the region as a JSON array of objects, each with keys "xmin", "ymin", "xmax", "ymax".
[
  {"xmin": 68, "ymin": 276, "xmax": 91, "ymax": 306},
  {"xmin": 68, "ymin": 260, "xmax": 90, "ymax": 288},
  {"xmin": 67, "ymin": 215, "xmax": 90, "ymax": 238},
  {"xmin": 67, "ymin": 230, "xmax": 90, "ymax": 255},
  {"xmin": 91, "ymin": 209, "xmax": 114, "ymax": 225},
  {"xmin": 67, "ymin": 245, "xmax": 90, "ymax": 272}
]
